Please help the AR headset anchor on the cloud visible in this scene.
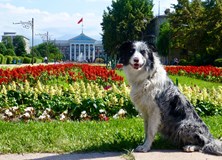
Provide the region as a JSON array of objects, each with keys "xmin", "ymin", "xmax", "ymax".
[{"xmin": 0, "ymin": 3, "xmax": 103, "ymax": 44}]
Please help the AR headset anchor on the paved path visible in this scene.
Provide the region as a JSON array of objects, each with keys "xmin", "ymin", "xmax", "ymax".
[{"xmin": 0, "ymin": 150, "xmax": 221, "ymax": 160}]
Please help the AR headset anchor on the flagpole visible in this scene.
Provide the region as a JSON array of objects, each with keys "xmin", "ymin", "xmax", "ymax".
[{"xmin": 82, "ymin": 20, "xmax": 83, "ymax": 33}]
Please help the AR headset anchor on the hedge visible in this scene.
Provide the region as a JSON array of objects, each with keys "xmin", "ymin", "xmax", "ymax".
[{"xmin": 214, "ymin": 58, "xmax": 222, "ymax": 67}]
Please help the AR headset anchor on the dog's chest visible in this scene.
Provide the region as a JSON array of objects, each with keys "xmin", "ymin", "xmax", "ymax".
[{"xmin": 130, "ymin": 80, "xmax": 157, "ymax": 110}]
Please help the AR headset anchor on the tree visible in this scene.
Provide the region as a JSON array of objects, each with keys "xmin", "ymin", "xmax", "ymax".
[
  {"xmin": 0, "ymin": 43, "xmax": 7, "ymax": 55},
  {"xmin": 5, "ymin": 49, "xmax": 15, "ymax": 56},
  {"xmin": 202, "ymin": 0, "xmax": 222, "ymax": 64},
  {"xmin": 13, "ymin": 36, "xmax": 27, "ymax": 56},
  {"xmin": 35, "ymin": 42, "xmax": 48, "ymax": 58},
  {"xmin": 101, "ymin": 0, "xmax": 153, "ymax": 55},
  {"xmin": 169, "ymin": 0, "xmax": 222, "ymax": 65},
  {"xmin": 31, "ymin": 47, "xmax": 40, "ymax": 57},
  {"xmin": 35, "ymin": 42, "xmax": 63, "ymax": 61},
  {"xmin": 2, "ymin": 36, "xmax": 14, "ymax": 50},
  {"xmin": 157, "ymin": 21, "xmax": 171, "ymax": 57}
]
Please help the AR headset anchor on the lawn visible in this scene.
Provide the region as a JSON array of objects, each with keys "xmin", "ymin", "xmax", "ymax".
[
  {"xmin": 0, "ymin": 116, "xmax": 221, "ymax": 153},
  {"xmin": 116, "ymin": 70, "xmax": 222, "ymax": 89},
  {"xmin": 0, "ymin": 64, "xmax": 221, "ymax": 154}
]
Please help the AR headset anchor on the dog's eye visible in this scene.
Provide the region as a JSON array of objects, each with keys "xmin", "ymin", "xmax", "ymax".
[
  {"xmin": 140, "ymin": 50, "xmax": 146, "ymax": 55},
  {"xmin": 129, "ymin": 49, "xmax": 135, "ymax": 54}
]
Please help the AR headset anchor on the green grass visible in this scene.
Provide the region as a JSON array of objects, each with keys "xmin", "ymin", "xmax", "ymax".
[
  {"xmin": 116, "ymin": 70, "xmax": 222, "ymax": 89},
  {"xmin": 169, "ymin": 75, "xmax": 222, "ymax": 89},
  {"xmin": 0, "ymin": 116, "xmax": 221, "ymax": 154}
]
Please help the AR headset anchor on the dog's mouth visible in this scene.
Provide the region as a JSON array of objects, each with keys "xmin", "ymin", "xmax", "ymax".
[{"xmin": 130, "ymin": 63, "xmax": 144, "ymax": 70}]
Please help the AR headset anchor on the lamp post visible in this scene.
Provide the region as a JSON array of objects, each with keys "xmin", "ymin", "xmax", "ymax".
[
  {"xmin": 36, "ymin": 31, "xmax": 49, "ymax": 43},
  {"xmin": 36, "ymin": 31, "xmax": 50, "ymax": 61},
  {"xmin": 13, "ymin": 18, "xmax": 34, "ymax": 64}
]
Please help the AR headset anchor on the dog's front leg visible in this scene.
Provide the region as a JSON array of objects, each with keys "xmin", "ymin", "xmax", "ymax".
[{"xmin": 135, "ymin": 107, "xmax": 161, "ymax": 152}]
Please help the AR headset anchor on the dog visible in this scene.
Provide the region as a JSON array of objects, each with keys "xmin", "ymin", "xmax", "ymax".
[{"xmin": 118, "ymin": 41, "xmax": 222, "ymax": 155}]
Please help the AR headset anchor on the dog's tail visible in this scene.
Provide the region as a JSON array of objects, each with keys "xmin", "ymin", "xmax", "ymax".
[{"xmin": 202, "ymin": 139, "xmax": 222, "ymax": 156}]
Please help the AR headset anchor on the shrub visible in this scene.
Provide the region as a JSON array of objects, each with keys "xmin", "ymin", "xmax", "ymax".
[
  {"xmin": 1, "ymin": 56, "xmax": 7, "ymax": 64},
  {"xmin": 33, "ymin": 57, "xmax": 37, "ymax": 63},
  {"xmin": 95, "ymin": 57, "xmax": 105, "ymax": 63},
  {"xmin": 12, "ymin": 56, "xmax": 20, "ymax": 64},
  {"xmin": 0, "ymin": 54, "xmax": 3, "ymax": 64},
  {"xmin": 19, "ymin": 56, "xmax": 24, "ymax": 63},
  {"xmin": 179, "ymin": 59, "xmax": 188, "ymax": 65},
  {"xmin": 214, "ymin": 58, "xmax": 222, "ymax": 67},
  {"xmin": 36, "ymin": 58, "xmax": 43, "ymax": 63},
  {"xmin": 23, "ymin": 57, "xmax": 31, "ymax": 64},
  {"xmin": 6, "ymin": 55, "xmax": 13, "ymax": 64}
]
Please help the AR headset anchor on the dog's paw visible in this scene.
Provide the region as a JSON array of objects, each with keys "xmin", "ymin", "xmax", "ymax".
[
  {"xmin": 183, "ymin": 145, "xmax": 201, "ymax": 152},
  {"xmin": 134, "ymin": 145, "xmax": 150, "ymax": 152}
]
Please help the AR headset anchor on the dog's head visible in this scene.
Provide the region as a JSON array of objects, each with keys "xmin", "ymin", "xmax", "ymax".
[{"xmin": 119, "ymin": 41, "xmax": 155, "ymax": 71}]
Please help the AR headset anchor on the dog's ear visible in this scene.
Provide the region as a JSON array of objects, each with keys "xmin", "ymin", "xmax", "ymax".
[
  {"xmin": 119, "ymin": 41, "xmax": 133, "ymax": 55},
  {"xmin": 118, "ymin": 41, "xmax": 133, "ymax": 64},
  {"xmin": 147, "ymin": 43, "xmax": 157, "ymax": 52}
]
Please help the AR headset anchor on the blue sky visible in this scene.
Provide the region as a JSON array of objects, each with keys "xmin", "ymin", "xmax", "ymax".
[{"xmin": 0, "ymin": 0, "xmax": 178, "ymax": 45}]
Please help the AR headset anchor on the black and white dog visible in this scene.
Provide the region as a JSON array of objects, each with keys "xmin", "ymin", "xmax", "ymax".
[{"xmin": 119, "ymin": 41, "xmax": 222, "ymax": 155}]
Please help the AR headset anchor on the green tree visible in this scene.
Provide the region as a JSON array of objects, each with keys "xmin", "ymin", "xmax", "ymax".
[
  {"xmin": 0, "ymin": 42, "xmax": 7, "ymax": 55},
  {"xmin": 101, "ymin": 0, "xmax": 153, "ymax": 55},
  {"xmin": 202, "ymin": 0, "xmax": 222, "ymax": 64},
  {"xmin": 35, "ymin": 42, "xmax": 48, "ymax": 57},
  {"xmin": 31, "ymin": 47, "xmax": 40, "ymax": 57},
  {"xmin": 169, "ymin": 0, "xmax": 222, "ymax": 65},
  {"xmin": 48, "ymin": 43, "xmax": 63, "ymax": 61},
  {"xmin": 13, "ymin": 36, "xmax": 27, "ymax": 56},
  {"xmin": 35, "ymin": 42, "xmax": 63, "ymax": 61},
  {"xmin": 157, "ymin": 21, "xmax": 171, "ymax": 57},
  {"xmin": 5, "ymin": 49, "xmax": 16, "ymax": 56},
  {"xmin": 2, "ymin": 36, "xmax": 14, "ymax": 50}
]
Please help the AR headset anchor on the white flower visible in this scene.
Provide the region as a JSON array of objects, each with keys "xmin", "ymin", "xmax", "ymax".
[
  {"xmin": 113, "ymin": 114, "xmax": 119, "ymax": 119},
  {"xmin": 38, "ymin": 115, "xmax": 46, "ymax": 120},
  {"xmin": 11, "ymin": 106, "xmax": 19, "ymax": 112},
  {"xmin": 25, "ymin": 107, "xmax": 34, "ymax": 113},
  {"xmin": 60, "ymin": 114, "xmax": 66, "ymax": 121},
  {"xmin": 63, "ymin": 110, "xmax": 68, "ymax": 115},
  {"xmin": 80, "ymin": 111, "xmax": 87, "ymax": 118},
  {"xmin": 22, "ymin": 112, "xmax": 31, "ymax": 118},
  {"xmin": 118, "ymin": 109, "xmax": 127, "ymax": 115},
  {"xmin": 5, "ymin": 109, "xmax": 13, "ymax": 117},
  {"xmin": 45, "ymin": 108, "xmax": 52, "ymax": 113},
  {"xmin": 38, "ymin": 114, "xmax": 50, "ymax": 120},
  {"xmin": 42, "ymin": 110, "xmax": 48, "ymax": 115},
  {"xmin": 99, "ymin": 109, "xmax": 106, "ymax": 113}
]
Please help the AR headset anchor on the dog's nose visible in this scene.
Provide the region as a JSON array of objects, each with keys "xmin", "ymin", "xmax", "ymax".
[{"xmin": 134, "ymin": 58, "xmax": 139, "ymax": 63}]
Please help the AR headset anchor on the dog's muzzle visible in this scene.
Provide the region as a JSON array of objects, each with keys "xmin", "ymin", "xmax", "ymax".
[{"xmin": 130, "ymin": 57, "xmax": 144, "ymax": 70}]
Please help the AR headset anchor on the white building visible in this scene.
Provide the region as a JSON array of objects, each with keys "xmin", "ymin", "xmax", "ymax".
[
  {"xmin": 2, "ymin": 32, "xmax": 30, "ymax": 54},
  {"xmin": 53, "ymin": 33, "xmax": 105, "ymax": 62}
]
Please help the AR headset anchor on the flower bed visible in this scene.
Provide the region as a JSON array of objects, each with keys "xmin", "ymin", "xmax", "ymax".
[
  {"xmin": 115, "ymin": 64, "xmax": 222, "ymax": 82},
  {"xmin": 0, "ymin": 81, "xmax": 136, "ymax": 121},
  {"xmin": 0, "ymin": 63, "xmax": 124, "ymax": 85},
  {"xmin": 0, "ymin": 63, "xmax": 221, "ymax": 121},
  {"xmin": 165, "ymin": 66, "xmax": 222, "ymax": 83},
  {"xmin": 0, "ymin": 63, "xmax": 132, "ymax": 121}
]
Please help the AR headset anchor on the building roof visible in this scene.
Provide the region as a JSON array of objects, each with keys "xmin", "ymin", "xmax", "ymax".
[{"xmin": 69, "ymin": 33, "xmax": 96, "ymax": 44}]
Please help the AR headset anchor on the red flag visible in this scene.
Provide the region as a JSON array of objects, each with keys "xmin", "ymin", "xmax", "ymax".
[{"xmin": 77, "ymin": 18, "xmax": 83, "ymax": 24}]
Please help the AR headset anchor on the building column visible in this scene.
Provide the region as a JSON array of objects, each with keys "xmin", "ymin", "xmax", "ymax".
[
  {"xmin": 88, "ymin": 44, "xmax": 90, "ymax": 61},
  {"xmin": 74, "ymin": 44, "xmax": 76, "ymax": 61},
  {"xmin": 84, "ymin": 44, "xmax": 86, "ymax": 61},
  {"xmin": 93, "ymin": 44, "xmax": 95, "ymax": 62},
  {"xmin": 69, "ymin": 43, "xmax": 72, "ymax": 61}
]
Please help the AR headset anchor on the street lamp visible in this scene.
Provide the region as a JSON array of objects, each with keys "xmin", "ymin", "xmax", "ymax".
[
  {"xmin": 13, "ymin": 18, "xmax": 34, "ymax": 64},
  {"xmin": 36, "ymin": 31, "xmax": 50, "ymax": 43}
]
